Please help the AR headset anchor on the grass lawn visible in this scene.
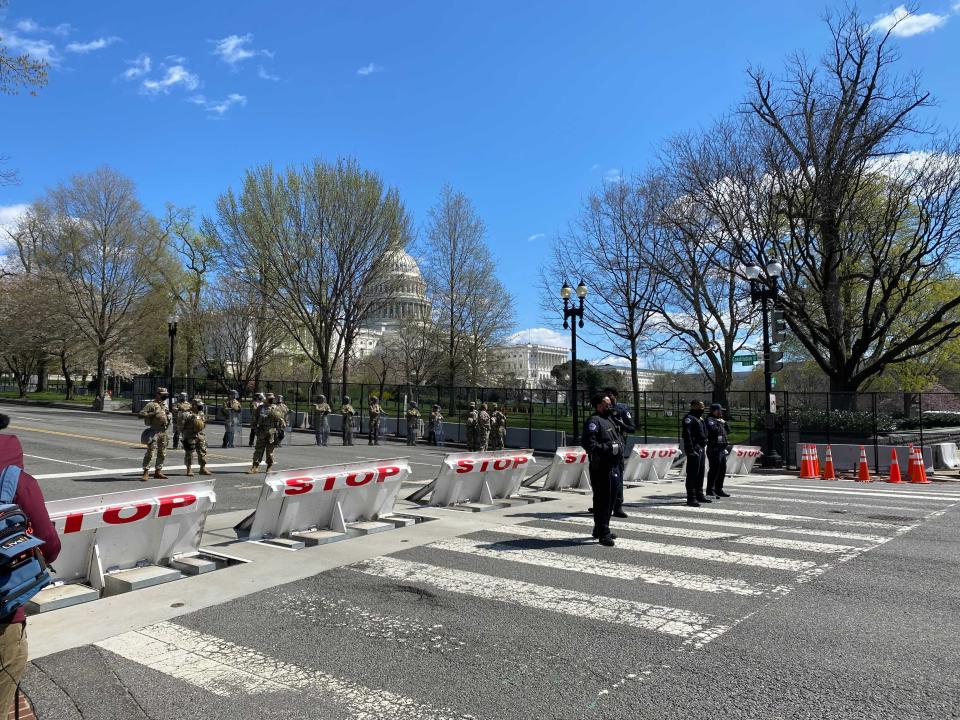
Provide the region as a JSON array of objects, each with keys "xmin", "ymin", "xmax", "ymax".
[{"xmin": 0, "ymin": 390, "xmax": 95, "ymax": 405}]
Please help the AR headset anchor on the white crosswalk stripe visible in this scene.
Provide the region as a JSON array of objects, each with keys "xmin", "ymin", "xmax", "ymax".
[
  {"xmin": 352, "ymin": 556, "xmax": 725, "ymax": 644},
  {"xmin": 431, "ymin": 531, "xmax": 783, "ymax": 596},
  {"xmin": 650, "ymin": 505, "xmax": 898, "ymax": 529},
  {"xmin": 749, "ymin": 485, "xmax": 960, "ymax": 501},
  {"xmin": 728, "ymin": 535, "xmax": 858, "ymax": 554},
  {"xmin": 97, "ymin": 622, "xmax": 474, "ymax": 720},
  {"xmin": 727, "ymin": 492, "xmax": 938, "ymax": 514},
  {"xmin": 619, "ymin": 510, "xmax": 888, "ymax": 543}
]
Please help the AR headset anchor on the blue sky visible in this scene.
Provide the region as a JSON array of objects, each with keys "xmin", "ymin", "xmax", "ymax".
[{"xmin": 2, "ymin": 1, "xmax": 960, "ymax": 361}]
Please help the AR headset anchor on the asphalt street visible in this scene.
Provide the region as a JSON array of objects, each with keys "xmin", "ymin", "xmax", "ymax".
[
  {"xmin": 2, "ymin": 403, "xmax": 455, "ymax": 511},
  {"xmin": 6, "ymin": 403, "xmax": 960, "ymax": 719}
]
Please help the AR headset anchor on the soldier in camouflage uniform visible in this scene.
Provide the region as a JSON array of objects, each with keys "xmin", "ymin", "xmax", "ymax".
[
  {"xmin": 275, "ymin": 394, "xmax": 291, "ymax": 447},
  {"xmin": 477, "ymin": 403, "xmax": 492, "ymax": 451},
  {"xmin": 341, "ymin": 396, "xmax": 356, "ymax": 446},
  {"xmin": 368, "ymin": 396, "xmax": 382, "ymax": 446},
  {"xmin": 172, "ymin": 391, "xmax": 191, "ymax": 450},
  {"xmin": 222, "ymin": 390, "xmax": 243, "ymax": 448},
  {"xmin": 139, "ymin": 387, "xmax": 172, "ymax": 482},
  {"xmin": 248, "ymin": 392, "xmax": 264, "ymax": 447},
  {"xmin": 406, "ymin": 401, "xmax": 421, "ymax": 446},
  {"xmin": 490, "ymin": 403, "xmax": 507, "ymax": 451},
  {"xmin": 428, "ymin": 405, "xmax": 444, "ymax": 446},
  {"xmin": 465, "ymin": 402, "xmax": 478, "ymax": 451},
  {"xmin": 313, "ymin": 394, "xmax": 331, "ymax": 446},
  {"xmin": 182, "ymin": 397, "xmax": 212, "ymax": 476},
  {"xmin": 248, "ymin": 393, "xmax": 284, "ymax": 473}
]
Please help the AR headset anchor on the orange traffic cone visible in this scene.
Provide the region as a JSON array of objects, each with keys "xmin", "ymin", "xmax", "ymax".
[
  {"xmin": 907, "ymin": 445, "xmax": 917, "ymax": 483},
  {"xmin": 821, "ymin": 446, "xmax": 837, "ymax": 480},
  {"xmin": 887, "ymin": 448, "xmax": 902, "ymax": 484},
  {"xmin": 856, "ymin": 446, "xmax": 872, "ymax": 482},
  {"xmin": 811, "ymin": 445, "xmax": 821, "ymax": 477},
  {"xmin": 911, "ymin": 446, "xmax": 931, "ymax": 484},
  {"xmin": 799, "ymin": 445, "xmax": 816, "ymax": 478}
]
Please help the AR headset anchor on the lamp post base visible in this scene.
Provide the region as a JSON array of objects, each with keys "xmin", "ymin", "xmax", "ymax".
[{"xmin": 760, "ymin": 452, "xmax": 782, "ymax": 469}]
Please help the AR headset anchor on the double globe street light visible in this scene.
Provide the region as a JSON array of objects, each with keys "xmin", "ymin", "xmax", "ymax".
[
  {"xmin": 743, "ymin": 258, "xmax": 784, "ymax": 468},
  {"xmin": 560, "ymin": 280, "xmax": 588, "ymax": 440}
]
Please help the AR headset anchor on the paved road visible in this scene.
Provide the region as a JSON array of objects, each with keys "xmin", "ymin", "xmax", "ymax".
[
  {"xmin": 2, "ymin": 403, "xmax": 458, "ymax": 511},
  {"xmin": 20, "ymin": 470, "xmax": 960, "ymax": 719}
]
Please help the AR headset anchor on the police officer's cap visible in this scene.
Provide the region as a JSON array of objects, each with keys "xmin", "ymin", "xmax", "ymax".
[{"xmin": 710, "ymin": 403, "xmax": 724, "ymax": 412}]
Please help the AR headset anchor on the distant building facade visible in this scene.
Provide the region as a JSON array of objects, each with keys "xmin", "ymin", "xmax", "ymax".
[
  {"xmin": 591, "ymin": 362, "xmax": 662, "ymax": 391},
  {"xmin": 494, "ymin": 343, "xmax": 569, "ymax": 385}
]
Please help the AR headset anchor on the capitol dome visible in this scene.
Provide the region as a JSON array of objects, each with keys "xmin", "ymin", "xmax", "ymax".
[{"xmin": 365, "ymin": 247, "xmax": 431, "ymax": 330}]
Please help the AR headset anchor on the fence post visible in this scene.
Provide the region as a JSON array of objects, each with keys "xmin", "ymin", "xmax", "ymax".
[
  {"xmin": 643, "ymin": 391, "xmax": 648, "ymax": 444},
  {"xmin": 826, "ymin": 391, "xmax": 831, "ymax": 447},
  {"xmin": 918, "ymin": 391, "xmax": 924, "ymax": 450},
  {"xmin": 872, "ymin": 392, "xmax": 880, "ymax": 475}
]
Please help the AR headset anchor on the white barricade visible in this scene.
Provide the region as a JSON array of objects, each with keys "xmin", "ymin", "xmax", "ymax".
[
  {"xmin": 727, "ymin": 445, "xmax": 763, "ymax": 475},
  {"xmin": 934, "ymin": 442, "xmax": 960, "ymax": 470},
  {"xmin": 243, "ymin": 459, "xmax": 411, "ymax": 541},
  {"xmin": 427, "ymin": 450, "xmax": 535, "ymax": 507},
  {"xmin": 623, "ymin": 445, "xmax": 679, "ymax": 483},
  {"xmin": 45, "ymin": 481, "xmax": 216, "ymax": 592},
  {"xmin": 542, "ymin": 447, "xmax": 590, "ymax": 491}
]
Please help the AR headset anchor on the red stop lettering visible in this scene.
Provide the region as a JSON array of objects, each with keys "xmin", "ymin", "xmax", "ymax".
[
  {"xmin": 377, "ymin": 466, "xmax": 400, "ymax": 483},
  {"xmin": 284, "ymin": 478, "xmax": 314, "ymax": 495},
  {"xmin": 493, "ymin": 458, "xmax": 511, "ymax": 471},
  {"xmin": 455, "ymin": 459, "xmax": 474, "ymax": 474},
  {"xmin": 157, "ymin": 493, "xmax": 197, "ymax": 517},
  {"xmin": 103, "ymin": 503, "xmax": 152, "ymax": 525},
  {"xmin": 346, "ymin": 471, "xmax": 374, "ymax": 487},
  {"xmin": 63, "ymin": 512, "xmax": 85, "ymax": 534},
  {"xmin": 512, "ymin": 456, "xmax": 529, "ymax": 469},
  {"xmin": 563, "ymin": 452, "xmax": 577, "ymax": 464}
]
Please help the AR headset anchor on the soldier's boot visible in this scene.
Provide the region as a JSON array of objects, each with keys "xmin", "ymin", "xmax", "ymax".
[
  {"xmin": 246, "ymin": 464, "xmax": 260, "ymax": 474},
  {"xmin": 154, "ymin": 468, "xmax": 168, "ymax": 480},
  {"xmin": 141, "ymin": 468, "xmax": 149, "ymax": 482},
  {"xmin": 199, "ymin": 464, "xmax": 212, "ymax": 476},
  {"xmin": 265, "ymin": 462, "xmax": 273, "ymax": 473},
  {"xmin": 184, "ymin": 463, "xmax": 194, "ymax": 477}
]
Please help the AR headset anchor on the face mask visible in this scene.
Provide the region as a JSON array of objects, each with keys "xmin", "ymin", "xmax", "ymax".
[
  {"xmin": 602, "ymin": 406, "xmax": 613, "ymax": 416},
  {"xmin": 693, "ymin": 409, "xmax": 704, "ymax": 417}
]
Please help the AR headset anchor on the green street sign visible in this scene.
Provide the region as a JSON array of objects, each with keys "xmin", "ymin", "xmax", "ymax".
[
  {"xmin": 771, "ymin": 376, "xmax": 778, "ymax": 387},
  {"xmin": 733, "ymin": 353, "xmax": 757, "ymax": 365}
]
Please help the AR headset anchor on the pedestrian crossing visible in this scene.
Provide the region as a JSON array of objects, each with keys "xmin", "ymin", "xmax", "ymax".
[{"xmin": 85, "ymin": 478, "xmax": 960, "ymax": 719}]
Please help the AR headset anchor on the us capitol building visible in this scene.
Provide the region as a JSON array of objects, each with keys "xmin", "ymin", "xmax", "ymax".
[{"xmin": 353, "ymin": 248, "xmax": 432, "ymax": 357}]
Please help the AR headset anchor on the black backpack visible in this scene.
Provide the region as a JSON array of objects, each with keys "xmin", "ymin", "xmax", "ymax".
[{"xmin": 0, "ymin": 466, "xmax": 52, "ymax": 618}]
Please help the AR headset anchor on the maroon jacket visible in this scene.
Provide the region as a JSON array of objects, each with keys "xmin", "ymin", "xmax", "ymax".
[{"xmin": 0, "ymin": 434, "xmax": 61, "ymax": 624}]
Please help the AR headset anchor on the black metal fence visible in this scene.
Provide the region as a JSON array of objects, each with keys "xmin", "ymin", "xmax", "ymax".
[{"xmin": 128, "ymin": 376, "xmax": 960, "ymax": 466}]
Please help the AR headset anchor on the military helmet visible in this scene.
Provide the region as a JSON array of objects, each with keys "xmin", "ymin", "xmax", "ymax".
[
  {"xmin": 409, "ymin": 401, "xmax": 417, "ymax": 408},
  {"xmin": 369, "ymin": 395, "xmax": 378, "ymax": 403},
  {"xmin": 265, "ymin": 392, "xmax": 275, "ymax": 401},
  {"xmin": 342, "ymin": 395, "xmax": 351, "ymax": 403},
  {"xmin": 318, "ymin": 394, "xmax": 326, "ymax": 402},
  {"xmin": 157, "ymin": 387, "xmax": 169, "ymax": 397},
  {"xmin": 192, "ymin": 396, "xmax": 204, "ymax": 407},
  {"xmin": 228, "ymin": 390, "xmax": 238, "ymax": 398},
  {"xmin": 255, "ymin": 392, "xmax": 265, "ymax": 400},
  {"xmin": 492, "ymin": 403, "xmax": 498, "ymax": 410},
  {"xmin": 469, "ymin": 402, "xmax": 476, "ymax": 408},
  {"xmin": 179, "ymin": 392, "xmax": 188, "ymax": 400},
  {"xmin": 433, "ymin": 404, "xmax": 440, "ymax": 410},
  {"xmin": 277, "ymin": 395, "xmax": 284, "ymax": 403}
]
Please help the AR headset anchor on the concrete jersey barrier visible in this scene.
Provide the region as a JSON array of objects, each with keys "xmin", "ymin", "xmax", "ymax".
[
  {"xmin": 624, "ymin": 445, "xmax": 680, "ymax": 483},
  {"xmin": 933, "ymin": 442, "xmax": 960, "ymax": 470},
  {"xmin": 726, "ymin": 445, "xmax": 763, "ymax": 475},
  {"xmin": 241, "ymin": 459, "xmax": 411, "ymax": 541},
  {"xmin": 427, "ymin": 450, "xmax": 535, "ymax": 507},
  {"xmin": 542, "ymin": 447, "xmax": 590, "ymax": 491}
]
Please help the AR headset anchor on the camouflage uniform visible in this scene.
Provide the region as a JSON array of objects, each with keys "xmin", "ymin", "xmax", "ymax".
[
  {"xmin": 313, "ymin": 396, "xmax": 331, "ymax": 446},
  {"xmin": 368, "ymin": 397, "xmax": 382, "ymax": 446},
  {"xmin": 182, "ymin": 399, "xmax": 212, "ymax": 476},
  {"xmin": 249, "ymin": 396, "xmax": 285, "ymax": 472},
  {"xmin": 222, "ymin": 391, "xmax": 242, "ymax": 448},
  {"xmin": 275, "ymin": 396, "xmax": 291, "ymax": 447},
  {"xmin": 428, "ymin": 406, "xmax": 444, "ymax": 446},
  {"xmin": 172, "ymin": 393, "xmax": 191, "ymax": 450},
  {"xmin": 341, "ymin": 397, "xmax": 356, "ymax": 446},
  {"xmin": 138, "ymin": 389, "xmax": 171, "ymax": 481},
  {"xmin": 248, "ymin": 394, "xmax": 264, "ymax": 447},
  {"xmin": 477, "ymin": 404, "xmax": 492, "ymax": 451},
  {"xmin": 406, "ymin": 403, "xmax": 421, "ymax": 446},
  {"xmin": 465, "ymin": 403, "xmax": 478, "ymax": 451},
  {"xmin": 490, "ymin": 404, "xmax": 507, "ymax": 451}
]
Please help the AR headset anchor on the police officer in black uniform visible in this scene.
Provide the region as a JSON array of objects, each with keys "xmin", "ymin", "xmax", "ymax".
[
  {"xmin": 705, "ymin": 402, "xmax": 731, "ymax": 499},
  {"xmin": 604, "ymin": 387, "xmax": 635, "ymax": 518},
  {"xmin": 581, "ymin": 392, "xmax": 623, "ymax": 547},
  {"xmin": 681, "ymin": 399, "xmax": 711, "ymax": 507}
]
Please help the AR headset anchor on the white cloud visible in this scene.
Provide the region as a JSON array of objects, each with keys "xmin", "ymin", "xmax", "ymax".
[
  {"xmin": 212, "ymin": 33, "xmax": 270, "ymax": 66},
  {"xmin": 14, "ymin": 19, "xmax": 72, "ymax": 36},
  {"xmin": 189, "ymin": 93, "xmax": 247, "ymax": 116},
  {"xmin": 123, "ymin": 54, "xmax": 151, "ymax": 79},
  {"xmin": 506, "ymin": 328, "xmax": 569, "ymax": 348},
  {"xmin": 590, "ymin": 163, "xmax": 601, "ymax": 171},
  {"xmin": 0, "ymin": 204, "xmax": 29, "ymax": 235},
  {"xmin": 871, "ymin": 5, "xmax": 948, "ymax": 36},
  {"xmin": 0, "ymin": 29, "xmax": 58, "ymax": 62},
  {"xmin": 527, "ymin": 233, "xmax": 546, "ymax": 242},
  {"xmin": 66, "ymin": 36, "xmax": 120, "ymax": 54},
  {"xmin": 604, "ymin": 168, "xmax": 623, "ymax": 183},
  {"xmin": 257, "ymin": 65, "xmax": 280, "ymax": 81},
  {"xmin": 141, "ymin": 64, "xmax": 200, "ymax": 94},
  {"xmin": 594, "ymin": 355, "xmax": 630, "ymax": 368},
  {"xmin": 356, "ymin": 62, "xmax": 383, "ymax": 76}
]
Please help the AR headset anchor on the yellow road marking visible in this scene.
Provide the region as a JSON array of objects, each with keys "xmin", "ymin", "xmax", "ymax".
[{"xmin": 8, "ymin": 424, "xmax": 241, "ymax": 461}]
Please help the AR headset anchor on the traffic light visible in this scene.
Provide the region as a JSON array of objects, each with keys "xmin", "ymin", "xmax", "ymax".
[
  {"xmin": 768, "ymin": 350, "xmax": 784, "ymax": 372},
  {"xmin": 771, "ymin": 310, "xmax": 787, "ymax": 344}
]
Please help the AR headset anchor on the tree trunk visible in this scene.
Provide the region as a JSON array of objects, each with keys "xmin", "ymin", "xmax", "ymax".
[
  {"xmin": 629, "ymin": 341, "xmax": 641, "ymax": 425},
  {"xmin": 829, "ymin": 375, "xmax": 858, "ymax": 411},
  {"xmin": 36, "ymin": 358, "xmax": 48, "ymax": 392},
  {"xmin": 96, "ymin": 349, "xmax": 107, "ymax": 398},
  {"xmin": 60, "ymin": 352, "xmax": 75, "ymax": 401}
]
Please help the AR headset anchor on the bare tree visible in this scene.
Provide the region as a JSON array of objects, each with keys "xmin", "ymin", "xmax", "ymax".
[
  {"xmin": 208, "ymin": 158, "xmax": 408, "ymax": 396},
  {"xmin": 0, "ymin": 275, "xmax": 50, "ymax": 396},
  {"xmin": 1, "ymin": 16, "xmax": 49, "ymax": 185},
  {"xmin": 32, "ymin": 167, "xmax": 166, "ymax": 398},
  {"xmin": 422, "ymin": 184, "xmax": 511, "ymax": 387},
  {"xmin": 741, "ymin": 9, "xmax": 960, "ymax": 403},
  {"xmin": 541, "ymin": 177, "xmax": 663, "ymax": 418}
]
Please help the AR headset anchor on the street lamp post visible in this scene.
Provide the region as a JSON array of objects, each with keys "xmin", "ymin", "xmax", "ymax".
[
  {"xmin": 744, "ymin": 259, "xmax": 783, "ymax": 468},
  {"xmin": 561, "ymin": 280, "xmax": 588, "ymax": 441},
  {"xmin": 167, "ymin": 314, "xmax": 178, "ymax": 412}
]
